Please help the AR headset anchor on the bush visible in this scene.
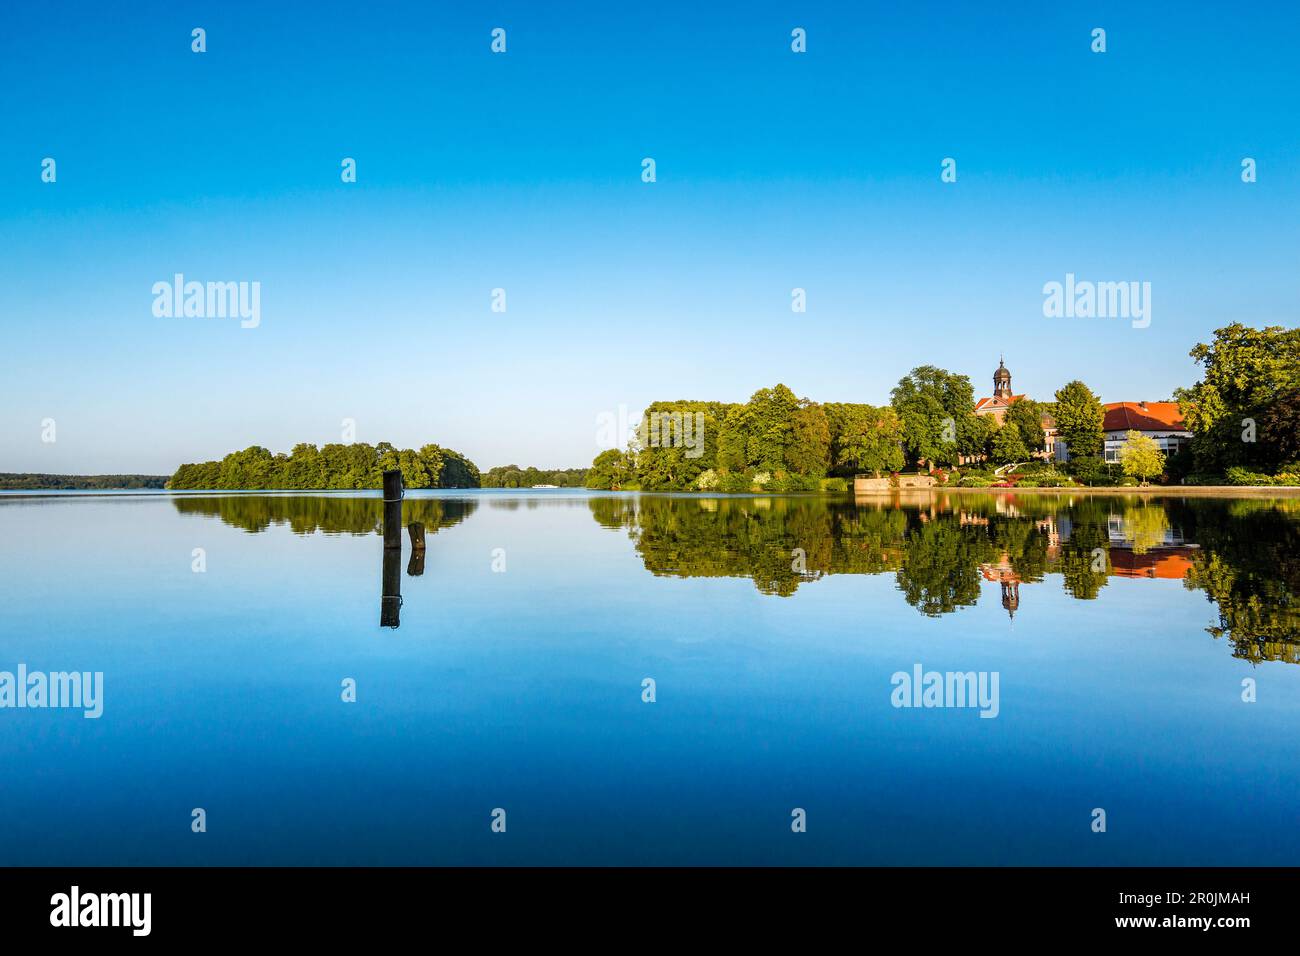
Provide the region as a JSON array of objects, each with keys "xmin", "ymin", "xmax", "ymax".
[
  {"xmin": 716, "ymin": 471, "xmax": 753, "ymax": 494},
  {"xmin": 1067, "ymin": 457, "xmax": 1118, "ymax": 486},
  {"xmin": 1225, "ymin": 466, "xmax": 1300, "ymax": 487},
  {"xmin": 821, "ymin": 477, "xmax": 848, "ymax": 493},
  {"xmin": 959, "ymin": 476, "xmax": 994, "ymax": 488},
  {"xmin": 1225, "ymin": 466, "xmax": 1265, "ymax": 486},
  {"xmin": 1164, "ymin": 446, "xmax": 1195, "ymax": 483},
  {"xmin": 1015, "ymin": 472, "xmax": 1075, "ymax": 488},
  {"xmin": 760, "ymin": 472, "xmax": 817, "ymax": 492}
]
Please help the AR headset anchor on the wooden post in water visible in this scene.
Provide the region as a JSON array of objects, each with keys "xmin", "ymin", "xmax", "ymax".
[
  {"xmin": 380, "ymin": 469, "xmax": 404, "ymax": 626},
  {"xmin": 382, "ymin": 469, "xmax": 404, "ymax": 550},
  {"xmin": 407, "ymin": 522, "xmax": 426, "ymax": 576}
]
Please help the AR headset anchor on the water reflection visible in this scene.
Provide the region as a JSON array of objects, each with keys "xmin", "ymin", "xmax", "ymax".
[
  {"xmin": 173, "ymin": 495, "xmax": 479, "ymax": 630},
  {"xmin": 171, "ymin": 494, "xmax": 477, "ymax": 535},
  {"xmin": 168, "ymin": 491, "xmax": 1299, "ymax": 664},
  {"xmin": 589, "ymin": 492, "xmax": 1300, "ymax": 664}
]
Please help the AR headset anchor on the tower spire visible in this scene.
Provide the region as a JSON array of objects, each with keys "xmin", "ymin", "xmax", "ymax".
[{"xmin": 993, "ymin": 356, "xmax": 1012, "ymax": 399}]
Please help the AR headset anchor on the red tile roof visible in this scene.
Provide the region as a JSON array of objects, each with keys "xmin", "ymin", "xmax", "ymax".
[
  {"xmin": 974, "ymin": 394, "xmax": 1025, "ymax": 411},
  {"xmin": 1103, "ymin": 401, "xmax": 1186, "ymax": 432}
]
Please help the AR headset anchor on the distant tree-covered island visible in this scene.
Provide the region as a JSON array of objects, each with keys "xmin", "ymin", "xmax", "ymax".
[
  {"xmin": 480, "ymin": 465, "xmax": 588, "ymax": 488},
  {"xmin": 0, "ymin": 473, "xmax": 169, "ymax": 490},
  {"xmin": 167, "ymin": 442, "xmax": 481, "ymax": 490}
]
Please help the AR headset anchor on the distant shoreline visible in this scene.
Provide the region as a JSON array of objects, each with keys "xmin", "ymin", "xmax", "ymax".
[{"xmin": 0, "ymin": 473, "xmax": 167, "ymax": 491}]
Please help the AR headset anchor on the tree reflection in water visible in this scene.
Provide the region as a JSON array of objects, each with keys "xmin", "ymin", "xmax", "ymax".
[
  {"xmin": 589, "ymin": 492, "xmax": 1300, "ymax": 664},
  {"xmin": 168, "ymin": 491, "xmax": 1298, "ymax": 664},
  {"xmin": 172, "ymin": 494, "xmax": 477, "ymax": 536},
  {"xmin": 173, "ymin": 494, "xmax": 480, "ymax": 630}
]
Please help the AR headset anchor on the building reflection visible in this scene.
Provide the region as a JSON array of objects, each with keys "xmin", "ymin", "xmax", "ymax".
[
  {"xmin": 588, "ymin": 492, "xmax": 1300, "ymax": 663},
  {"xmin": 164, "ymin": 490, "xmax": 1298, "ymax": 663}
]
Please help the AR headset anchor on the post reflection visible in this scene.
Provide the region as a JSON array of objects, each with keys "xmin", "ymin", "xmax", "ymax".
[
  {"xmin": 381, "ymin": 547, "xmax": 402, "ymax": 628},
  {"xmin": 170, "ymin": 494, "xmax": 480, "ymax": 631}
]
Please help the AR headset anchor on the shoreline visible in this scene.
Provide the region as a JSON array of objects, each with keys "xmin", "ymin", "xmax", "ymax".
[
  {"xmin": 4, "ymin": 485, "xmax": 1300, "ymax": 501},
  {"xmin": 897, "ymin": 485, "xmax": 1300, "ymax": 498}
]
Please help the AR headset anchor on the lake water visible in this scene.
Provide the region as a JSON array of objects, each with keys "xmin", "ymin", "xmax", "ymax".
[{"xmin": 1, "ymin": 489, "xmax": 1297, "ymax": 865}]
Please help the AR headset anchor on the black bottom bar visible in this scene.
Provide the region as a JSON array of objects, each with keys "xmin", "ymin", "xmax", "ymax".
[{"xmin": 0, "ymin": 867, "xmax": 1287, "ymax": 942}]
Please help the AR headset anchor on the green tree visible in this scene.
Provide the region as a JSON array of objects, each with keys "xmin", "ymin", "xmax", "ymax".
[
  {"xmin": 585, "ymin": 448, "xmax": 635, "ymax": 490},
  {"xmin": 712, "ymin": 385, "xmax": 829, "ymax": 478},
  {"xmin": 787, "ymin": 402, "xmax": 831, "ymax": 476},
  {"xmin": 745, "ymin": 385, "xmax": 801, "ymax": 471},
  {"xmin": 1118, "ymin": 430, "xmax": 1165, "ymax": 485},
  {"xmin": 830, "ymin": 405, "xmax": 904, "ymax": 476},
  {"xmin": 437, "ymin": 448, "xmax": 481, "ymax": 488},
  {"xmin": 1053, "ymin": 380, "xmax": 1105, "ymax": 459},
  {"xmin": 1257, "ymin": 386, "xmax": 1300, "ymax": 466},
  {"xmin": 959, "ymin": 412, "xmax": 998, "ymax": 462},
  {"xmin": 1175, "ymin": 324, "xmax": 1300, "ymax": 473},
  {"xmin": 1005, "ymin": 399, "xmax": 1047, "ymax": 454},
  {"xmin": 990, "ymin": 421, "xmax": 1030, "ymax": 465},
  {"xmin": 890, "ymin": 366, "xmax": 977, "ymax": 468},
  {"xmin": 633, "ymin": 400, "xmax": 730, "ymax": 490},
  {"xmin": 716, "ymin": 403, "xmax": 750, "ymax": 472}
]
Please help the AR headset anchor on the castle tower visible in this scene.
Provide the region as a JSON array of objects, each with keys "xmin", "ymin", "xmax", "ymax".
[{"xmin": 993, "ymin": 357, "xmax": 1013, "ymax": 399}]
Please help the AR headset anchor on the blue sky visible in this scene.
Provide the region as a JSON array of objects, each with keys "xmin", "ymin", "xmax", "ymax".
[{"xmin": 2, "ymin": 0, "xmax": 1297, "ymax": 473}]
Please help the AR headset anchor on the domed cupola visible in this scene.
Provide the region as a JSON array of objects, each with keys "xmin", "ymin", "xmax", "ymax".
[{"xmin": 993, "ymin": 357, "xmax": 1012, "ymax": 398}]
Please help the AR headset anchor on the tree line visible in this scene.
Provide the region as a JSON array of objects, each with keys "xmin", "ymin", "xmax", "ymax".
[
  {"xmin": 167, "ymin": 442, "xmax": 481, "ymax": 490},
  {"xmin": 480, "ymin": 465, "xmax": 588, "ymax": 488},
  {"xmin": 0, "ymin": 473, "xmax": 168, "ymax": 490},
  {"xmin": 584, "ymin": 323, "xmax": 1300, "ymax": 491},
  {"xmin": 584, "ymin": 376, "xmax": 1084, "ymax": 492}
]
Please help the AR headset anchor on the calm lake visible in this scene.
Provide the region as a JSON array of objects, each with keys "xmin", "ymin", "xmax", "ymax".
[{"xmin": 1, "ymin": 489, "xmax": 1297, "ymax": 865}]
